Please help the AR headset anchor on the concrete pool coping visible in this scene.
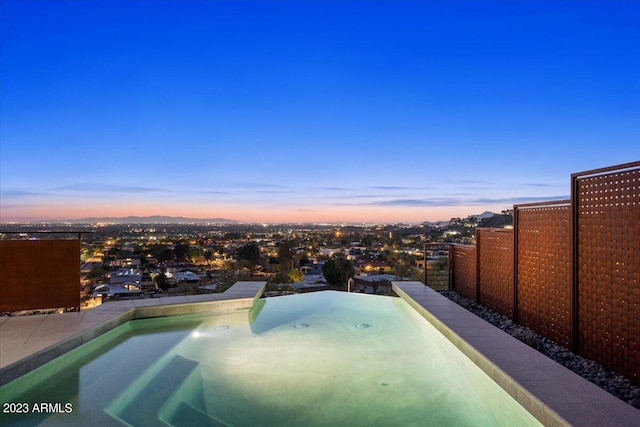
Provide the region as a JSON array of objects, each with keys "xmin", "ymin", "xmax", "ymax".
[
  {"xmin": 393, "ymin": 281, "xmax": 640, "ymax": 427},
  {"xmin": 0, "ymin": 281, "xmax": 266, "ymax": 387}
]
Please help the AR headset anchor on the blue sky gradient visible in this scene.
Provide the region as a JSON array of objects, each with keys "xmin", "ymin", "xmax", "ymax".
[{"xmin": 1, "ymin": 0, "xmax": 638, "ymax": 223}]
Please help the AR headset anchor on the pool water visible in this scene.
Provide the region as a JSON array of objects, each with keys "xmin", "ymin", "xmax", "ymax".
[{"xmin": 0, "ymin": 291, "xmax": 541, "ymax": 426}]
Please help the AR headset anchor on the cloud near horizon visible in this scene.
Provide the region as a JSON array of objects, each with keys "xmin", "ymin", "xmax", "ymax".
[
  {"xmin": 202, "ymin": 190, "xmax": 230, "ymax": 195},
  {"xmin": 55, "ymin": 184, "xmax": 167, "ymax": 193},
  {"xmin": 1, "ymin": 190, "xmax": 47, "ymax": 198},
  {"xmin": 316, "ymin": 186, "xmax": 350, "ymax": 191},
  {"xmin": 522, "ymin": 183, "xmax": 557, "ymax": 187},
  {"xmin": 256, "ymin": 190, "xmax": 291, "ymax": 194},
  {"xmin": 363, "ymin": 195, "xmax": 571, "ymax": 207},
  {"xmin": 230, "ymin": 182, "xmax": 289, "ymax": 189},
  {"xmin": 367, "ymin": 186, "xmax": 431, "ymax": 191}
]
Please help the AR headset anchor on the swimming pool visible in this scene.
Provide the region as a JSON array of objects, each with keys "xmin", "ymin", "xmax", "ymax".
[{"xmin": 0, "ymin": 291, "xmax": 541, "ymax": 426}]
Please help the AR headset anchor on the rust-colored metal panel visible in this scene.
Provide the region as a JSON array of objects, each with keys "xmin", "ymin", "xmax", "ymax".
[
  {"xmin": 477, "ymin": 228, "xmax": 514, "ymax": 318},
  {"xmin": 573, "ymin": 161, "xmax": 640, "ymax": 385},
  {"xmin": 515, "ymin": 201, "xmax": 571, "ymax": 347},
  {"xmin": 0, "ymin": 240, "xmax": 80, "ymax": 312},
  {"xmin": 451, "ymin": 245, "xmax": 477, "ymax": 301}
]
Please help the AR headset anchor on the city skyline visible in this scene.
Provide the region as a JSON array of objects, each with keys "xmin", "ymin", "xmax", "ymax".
[{"xmin": 1, "ymin": 1, "xmax": 638, "ymax": 224}]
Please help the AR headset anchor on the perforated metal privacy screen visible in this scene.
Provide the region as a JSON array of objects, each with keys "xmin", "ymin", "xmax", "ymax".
[
  {"xmin": 451, "ymin": 245, "xmax": 477, "ymax": 301},
  {"xmin": 443, "ymin": 162, "xmax": 639, "ymax": 385},
  {"xmin": 515, "ymin": 202, "xmax": 571, "ymax": 347},
  {"xmin": 477, "ymin": 228, "xmax": 514, "ymax": 318},
  {"xmin": 574, "ymin": 163, "xmax": 640, "ymax": 384}
]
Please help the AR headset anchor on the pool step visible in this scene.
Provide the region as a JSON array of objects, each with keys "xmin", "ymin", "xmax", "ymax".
[
  {"xmin": 164, "ymin": 401, "xmax": 230, "ymax": 427},
  {"xmin": 111, "ymin": 354, "xmax": 201, "ymax": 426}
]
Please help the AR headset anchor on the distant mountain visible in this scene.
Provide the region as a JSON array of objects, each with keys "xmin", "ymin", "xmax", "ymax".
[
  {"xmin": 41, "ymin": 215, "xmax": 238, "ymax": 224},
  {"xmin": 475, "ymin": 211, "xmax": 496, "ymax": 220},
  {"xmin": 421, "ymin": 211, "xmax": 496, "ymax": 227},
  {"xmin": 478, "ymin": 212, "xmax": 513, "ymax": 228},
  {"xmin": 421, "ymin": 220, "xmax": 451, "ymax": 227}
]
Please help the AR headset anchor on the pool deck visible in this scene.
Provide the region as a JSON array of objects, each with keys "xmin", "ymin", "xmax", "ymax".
[
  {"xmin": 393, "ymin": 282, "xmax": 640, "ymax": 427},
  {"xmin": 0, "ymin": 281, "xmax": 266, "ymax": 387}
]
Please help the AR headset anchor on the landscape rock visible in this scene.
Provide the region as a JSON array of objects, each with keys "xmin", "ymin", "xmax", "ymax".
[{"xmin": 440, "ymin": 290, "xmax": 640, "ymax": 409}]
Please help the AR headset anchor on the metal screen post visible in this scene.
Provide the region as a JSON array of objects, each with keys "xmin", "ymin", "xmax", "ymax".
[
  {"xmin": 423, "ymin": 243, "xmax": 427, "ymax": 287},
  {"xmin": 570, "ymin": 172, "xmax": 580, "ymax": 353}
]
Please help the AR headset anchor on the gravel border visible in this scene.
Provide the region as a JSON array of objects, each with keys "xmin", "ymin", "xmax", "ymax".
[{"xmin": 440, "ymin": 290, "xmax": 640, "ymax": 409}]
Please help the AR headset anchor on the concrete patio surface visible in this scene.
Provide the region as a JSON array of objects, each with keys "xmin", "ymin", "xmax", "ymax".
[{"xmin": 393, "ymin": 281, "xmax": 640, "ymax": 427}]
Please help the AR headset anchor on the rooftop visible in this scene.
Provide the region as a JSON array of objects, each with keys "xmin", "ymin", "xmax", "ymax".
[{"xmin": 1, "ymin": 282, "xmax": 638, "ymax": 426}]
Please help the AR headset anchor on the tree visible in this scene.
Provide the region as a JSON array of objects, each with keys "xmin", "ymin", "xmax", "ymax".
[
  {"xmin": 186, "ymin": 246, "xmax": 201, "ymax": 263},
  {"xmin": 278, "ymin": 239, "xmax": 296, "ymax": 273},
  {"xmin": 322, "ymin": 255, "xmax": 355, "ymax": 287},
  {"xmin": 236, "ymin": 243, "xmax": 261, "ymax": 266},
  {"xmin": 288, "ymin": 269, "xmax": 304, "ymax": 282},
  {"xmin": 298, "ymin": 255, "xmax": 310, "ymax": 267},
  {"xmin": 87, "ymin": 265, "xmax": 110, "ymax": 281},
  {"xmin": 410, "ymin": 268, "xmax": 425, "ymax": 283},
  {"xmin": 393, "ymin": 259, "xmax": 411, "ymax": 279},
  {"xmin": 204, "ymin": 250, "xmax": 213, "ymax": 264},
  {"xmin": 158, "ymin": 248, "xmax": 174, "ymax": 262},
  {"xmin": 236, "ymin": 259, "xmax": 253, "ymax": 272},
  {"xmin": 154, "ymin": 272, "xmax": 169, "ymax": 291},
  {"xmin": 81, "ymin": 248, "xmax": 92, "ymax": 261},
  {"xmin": 150, "ymin": 244, "xmax": 171, "ymax": 261},
  {"xmin": 174, "ymin": 244, "xmax": 190, "ymax": 262},
  {"xmin": 429, "ymin": 228, "xmax": 443, "ymax": 241}
]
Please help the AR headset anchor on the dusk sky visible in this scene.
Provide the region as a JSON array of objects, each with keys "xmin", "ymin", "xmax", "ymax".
[{"xmin": 1, "ymin": 1, "xmax": 638, "ymax": 224}]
